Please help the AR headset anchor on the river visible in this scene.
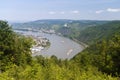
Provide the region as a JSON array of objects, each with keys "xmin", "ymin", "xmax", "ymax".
[{"xmin": 15, "ymin": 30, "xmax": 84, "ymax": 59}]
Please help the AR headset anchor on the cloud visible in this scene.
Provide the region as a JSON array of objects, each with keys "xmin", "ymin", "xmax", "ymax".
[
  {"xmin": 71, "ymin": 10, "xmax": 80, "ymax": 14},
  {"xmin": 48, "ymin": 10, "xmax": 80, "ymax": 15},
  {"xmin": 95, "ymin": 10, "xmax": 104, "ymax": 14},
  {"xmin": 60, "ymin": 11, "xmax": 65, "ymax": 14},
  {"xmin": 95, "ymin": 8, "xmax": 120, "ymax": 14},
  {"xmin": 49, "ymin": 11, "xmax": 56, "ymax": 15},
  {"xmin": 107, "ymin": 8, "xmax": 120, "ymax": 12}
]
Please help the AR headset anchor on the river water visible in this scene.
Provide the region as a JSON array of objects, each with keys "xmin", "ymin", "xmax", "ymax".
[{"xmin": 15, "ymin": 30, "xmax": 84, "ymax": 59}]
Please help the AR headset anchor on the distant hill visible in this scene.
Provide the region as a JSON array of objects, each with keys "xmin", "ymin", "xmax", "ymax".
[
  {"xmin": 12, "ymin": 19, "xmax": 120, "ymax": 45},
  {"xmin": 78, "ymin": 21, "xmax": 120, "ymax": 44},
  {"xmin": 12, "ymin": 19, "xmax": 109, "ymax": 40},
  {"xmin": 12, "ymin": 19, "xmax": 108, "ymax": 30}
]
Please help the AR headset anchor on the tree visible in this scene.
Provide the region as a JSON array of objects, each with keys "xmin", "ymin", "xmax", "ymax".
[
  {"xmin": 109, "ymin": 35, "xmax": 120, "ymax": 75},
  {"xmin": 0, "ymin": 20, "xmax": 33, "ymax": 71}
]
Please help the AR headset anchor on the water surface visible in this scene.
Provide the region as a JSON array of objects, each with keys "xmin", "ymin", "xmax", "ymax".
[{"xmin": 15, "ymin": 30, "xmax": 84, "ymax": 59}]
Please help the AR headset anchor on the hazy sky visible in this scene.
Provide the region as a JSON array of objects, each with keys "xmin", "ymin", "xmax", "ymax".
[{"xmin": 0, "ymin": 0, "xmax": 120, "ymax": 22}]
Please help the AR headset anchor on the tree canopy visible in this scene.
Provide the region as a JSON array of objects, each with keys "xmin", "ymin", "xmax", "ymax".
[{"xmin": 0, "ymin": 20, "xmax": 33, "ymax": 71}]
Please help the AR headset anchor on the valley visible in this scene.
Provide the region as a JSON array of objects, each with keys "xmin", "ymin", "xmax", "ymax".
[{"xmin": 1, "ymin": 20, "xmax": 120, "ymax": 80}]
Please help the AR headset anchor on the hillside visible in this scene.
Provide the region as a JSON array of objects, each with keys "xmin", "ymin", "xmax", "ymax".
[
  {"xmin": 78, "ymin": 21, "xmax": 120, "ymax": 44},
  {"xmin": 12, "ymin": 19, "xmax": 108, "ymax": 30},
  {"xmin": 71, "ymin": 21, "xmax": 120, "ymax": 76},
  {"xmin": 12, "ymin": 19, "xmax": 109, "ymax": 40}
]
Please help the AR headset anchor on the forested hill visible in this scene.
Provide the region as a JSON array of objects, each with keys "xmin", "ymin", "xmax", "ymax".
[
  {"xmin": 12, "ymin": 19, "xmax": 108, "ymax": 30},
  {"xmin": 12, "ymin": 19, "xmax": 109, "ymax": 41},
  {"xmin": 72, "ymin": 21, "xmax": 120, "ymax": 76},
  {"xmin": 78, "ymin": 21, "xmax": 120, "ymax": 44}
]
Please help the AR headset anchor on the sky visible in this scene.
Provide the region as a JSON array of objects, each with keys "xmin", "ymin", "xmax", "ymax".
[{"xmin": 0, "ymin": 0, "xmax": 120, "ymax": 22}]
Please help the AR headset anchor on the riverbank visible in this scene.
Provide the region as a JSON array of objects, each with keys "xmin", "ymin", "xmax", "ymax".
[
  {"xmin": 56, "ymin": 34, "xmax": 88, "ymax": 49},
  {"xmin": 14, "ymin": 30, "xmax": 84, "ymax": 59},
  {"xmin": 72, "ymin": 38, "xmax": 88, "ymax": 48},
  {"xmin": 25, "ymin": 35, "xmax": 51, "ymax": 54}
]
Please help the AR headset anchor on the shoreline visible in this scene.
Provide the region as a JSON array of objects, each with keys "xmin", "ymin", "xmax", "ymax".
[
  {"xmin": 72, "ymin": 38, "xmax": 88, "ymax": 49},
  {"xmin": 56, "ymin": 33, "xmax": 88, "ymax": 49},
  {"xmin": 15, "ymin": 29, "xmax": 87, "ymax": 57}
]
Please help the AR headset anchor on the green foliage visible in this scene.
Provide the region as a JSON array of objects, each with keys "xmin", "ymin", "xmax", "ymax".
[
  {"xmin": 78, "ymin": 21, "xmax": 120, "ymax": 44},
  {"xmin": 0, "ymin": 56, "xmax": 118, "ymax": 80},
  {"xmin": 0, "ymin": 21, "xmax": 33, "ymax": 71},
  {"xmin": 72, "ymin": 35, "xmax": 120, "ymax": 76}
]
